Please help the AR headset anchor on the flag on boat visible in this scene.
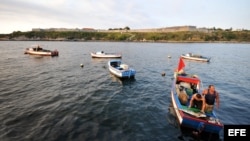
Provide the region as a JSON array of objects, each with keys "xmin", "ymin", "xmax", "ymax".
[{"xmin": 178, "ymin": 57, "xmax": 185, "ymax": 72}]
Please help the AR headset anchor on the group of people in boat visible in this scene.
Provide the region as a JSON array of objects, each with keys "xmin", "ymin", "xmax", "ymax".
[
  {"xmin": 177, "ymin": 81, "xmax": 219, "ymax": 113},
  {"xmin": 175, "ymin": 68, "xmax": 219, "ymax": 113},
  {"xmin": 188, "ymin": 84, "xmax": 219, "ymax": 113}
]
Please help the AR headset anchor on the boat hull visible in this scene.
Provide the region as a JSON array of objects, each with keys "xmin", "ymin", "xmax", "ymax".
[
  {"xmin": 181, "ymin": 54, "xmax": 210, "ymax": 62},
  {"xmin": 91, "ymin": 52, "xmax": 122, "ymax": 58},
  {"xmin": 25, "ymin": 50, "xmax": 58, "ymax": 56}
]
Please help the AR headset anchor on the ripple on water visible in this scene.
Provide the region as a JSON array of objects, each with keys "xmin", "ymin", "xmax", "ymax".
[{"xmin": 1, "ymin": 42, "xmax": 250, "ymax": 141}]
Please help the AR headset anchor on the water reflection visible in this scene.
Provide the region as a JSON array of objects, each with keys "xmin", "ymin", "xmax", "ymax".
[
  {"xmin": 109, "ymin": 73, "xmax": 136, "ymax": 85},
  {"xmin": 91, "ymin": 58, "xmax": 112, "ymax": 63}
]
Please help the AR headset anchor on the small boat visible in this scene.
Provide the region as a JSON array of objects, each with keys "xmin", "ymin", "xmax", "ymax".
[
  {"xmin": 24, "ymin": 45, "xmax": 59, "ymax": 56},
  {"xmin": 108, "ymin": 60, "xmax": 136, "ymax": 78},
  {"xmin": 91, "ymin": 51, "xmax": 122, "ymax": 58},
  {"xmin": 171, "ymin": 58, "xmax": 223, "ymax": 136},
  {"xmin": 181, "ymin": 53, "xmax": 210, "ymax": 62}
]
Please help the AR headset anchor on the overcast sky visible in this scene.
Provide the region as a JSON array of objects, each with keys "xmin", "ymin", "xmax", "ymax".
[{"xmin": 1, "ymin": 0, "xmax": 249, "ymax": 34}]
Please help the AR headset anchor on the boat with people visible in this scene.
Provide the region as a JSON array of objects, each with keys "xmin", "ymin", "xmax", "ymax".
[
  {"xmin": 171, "ymin": 58, "xmax": 223, "ymax": 137},
  {"xmin": 108, "ymin": 60, "xmax": 136, "ymax": 79},
  {"xmin": 181, "ymin": 53, "xmax": 210, "ymax": 62},
  {"xmin": 91, "ymin": 51, "xmax": 122, "ymax": 58},
  {"xmin": 24, "ymin": 45, "xmax": 59, "ymax": 56}
]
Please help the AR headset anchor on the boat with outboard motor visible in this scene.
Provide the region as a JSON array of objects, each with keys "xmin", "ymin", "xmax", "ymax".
[
  {"xmin": 108, "ymin": 60, "xmax": 136, "ymax": 78},
  {"xmin": 171, "ymin": 58, "xmax": 223, "ymax": 137},
  {"xmin": 181, "ymin": 53, "xmax": 210, "ymax": 62},
  {"xmin": 24, "ymin": 45, "xmax": 59, "ymax": 56},
  {"xmin": 91, "ymin": 51, "xmax": 122, "ymax": 58}
]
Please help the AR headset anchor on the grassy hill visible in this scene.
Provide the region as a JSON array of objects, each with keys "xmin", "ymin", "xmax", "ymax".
[{"xmin": 1, "ymin": 29, "xmax": 250, "ymax": 42}]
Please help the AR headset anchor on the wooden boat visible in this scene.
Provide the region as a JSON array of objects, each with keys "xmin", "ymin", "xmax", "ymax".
[
  {"xmin": 171, "ymin": 58, "xmax": 223, "ymax": 136},
  {"xmin": 24, "ymin": 45, "xmax": 59, "ymax": 56},
  {"xmin": 108, "ymin": 60, "xmax": 136, "ymax": 78},
  {"xmin": 181, "ymin": 53, "xmax": 210, "ymax": 62},
  {"xmin": 91, "ymin": 51, "xmax": 122, "ymax": 58}
]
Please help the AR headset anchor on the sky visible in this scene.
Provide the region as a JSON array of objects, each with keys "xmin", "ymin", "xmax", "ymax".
[{"xmin": 1, "ymin": 0, "xmax": 250, "ymax": 34}]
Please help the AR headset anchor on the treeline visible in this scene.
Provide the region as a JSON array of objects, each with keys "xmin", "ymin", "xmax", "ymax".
[{"xmin": 1, "ymin": 30, "xmax": 250, "ymax": 42}]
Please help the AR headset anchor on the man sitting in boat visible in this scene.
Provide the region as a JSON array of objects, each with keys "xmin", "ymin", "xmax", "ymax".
[
  {"xmin": 188, "ymin": 93, "xmax": 205, "ymax": 113},
  {"xmin": 176, "ymin": 82, "xmax": 190, "ymax": 105},
  {"xmin": 178, "ymin": 88, "xmax": 189, "ymax": 105}
]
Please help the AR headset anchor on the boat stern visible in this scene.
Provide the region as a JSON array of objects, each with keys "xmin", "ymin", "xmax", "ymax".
[{"xmin": 122, "ymin": 69, "xmax": 136, "ymax": 78}]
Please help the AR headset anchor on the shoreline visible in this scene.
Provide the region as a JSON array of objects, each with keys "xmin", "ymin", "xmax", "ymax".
[{"xmin": 0, "ymin": 39, "xmax": 249, "ymax": 44}]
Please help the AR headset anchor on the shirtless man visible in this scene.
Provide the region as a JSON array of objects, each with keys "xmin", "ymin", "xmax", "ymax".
[{"xmin": 188, "ymin": 93, "xmax": 205, "ymax": 113}]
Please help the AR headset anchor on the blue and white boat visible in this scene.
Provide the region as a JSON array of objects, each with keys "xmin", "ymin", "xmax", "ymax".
[{"xmin": 108, "ymin": 60, "xmax": 136, "ymax": 78}]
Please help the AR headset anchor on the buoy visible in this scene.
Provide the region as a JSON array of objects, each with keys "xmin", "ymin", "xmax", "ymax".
[
  {"xmin": 80, "ymin": 64, "xmax": 84, "ymax": 68},
  {"xmin": 161, "ymin": 72, "xmax": 166, "ymax": 76}
]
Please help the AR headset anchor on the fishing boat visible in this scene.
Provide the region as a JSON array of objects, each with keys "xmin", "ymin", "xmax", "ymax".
[
  {"xmin": 91, "ymin": 51, "xmax": 122, "ymax": 58},
  {"xmin": 108, "ymin": 60, "xmax": 136, "ymax": 78},
  {"xmin": 171, "ymin": 58, "xmax": 223, "ymax": 136},
  {"xmin": 181, "ymin": 53, "xmax": 210, "ymax": 62},
  {"xmin": 24, "ymin": 45, "xmax": 59, "ymax": 56}
]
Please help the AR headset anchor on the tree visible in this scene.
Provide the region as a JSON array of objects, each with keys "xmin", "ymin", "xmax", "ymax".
[{"xmin": 124, "ymin": 26, "xmax": 130, "ymax": 30}]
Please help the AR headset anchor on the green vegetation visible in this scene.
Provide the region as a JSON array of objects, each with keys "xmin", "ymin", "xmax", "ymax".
[{"xmin": 1, "ymin": 29, "xmax": 250, "ymax": 42}]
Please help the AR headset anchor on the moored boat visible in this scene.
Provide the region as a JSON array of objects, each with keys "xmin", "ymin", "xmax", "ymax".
[
  {"xmin": 181, "ymin": 53, "xmax": 210, "ymax": 62},
  {"xmin": 24, "ymin": 45, "xmax": 59, "ymax": 56},
  {"xmin": 91, "ymin": 51, "xmax": 122, "ymax": 58},
  {"xmin": 171, "ymin": 58, "xmax": 223, "ymax": 136},
  {"xmin": 108, "ymin": 60, "xmax": 136, "ymax": 78}
]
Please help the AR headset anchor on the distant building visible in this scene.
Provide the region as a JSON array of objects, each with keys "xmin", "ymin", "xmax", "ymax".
[
  {"xmin": 130, "ymin": 26, "xmax": 200, "ymax": 32},
  {"xmin": 32, "ymin": 28, "xmax": 96, "ymax": 32},
  {"xmin": 32, "ymin": 26, "xmax": 209, "ymax": 33}
]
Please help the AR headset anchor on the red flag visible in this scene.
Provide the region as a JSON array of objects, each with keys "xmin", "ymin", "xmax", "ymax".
[{"xmin": 178, "ymin": 58, "xmax": 185, "ymax": 72}]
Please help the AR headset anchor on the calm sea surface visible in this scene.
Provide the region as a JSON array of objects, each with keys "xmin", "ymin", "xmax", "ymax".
[{"xmin": 0, "ymin": 41, "xmax": 249, "ymax": 141}]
